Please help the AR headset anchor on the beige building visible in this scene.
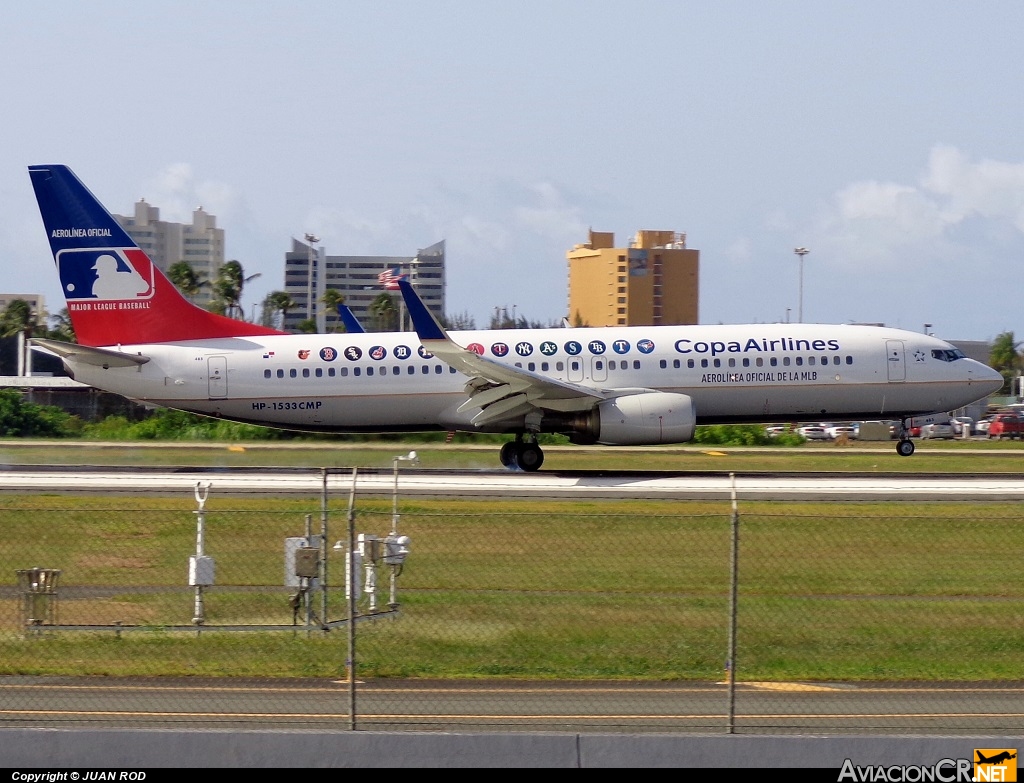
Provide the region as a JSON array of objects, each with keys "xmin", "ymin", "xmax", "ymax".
[
  {"xmin": 114, "ymin": 199, "xmax": 224, "ymax": 307},
  {"xmin": 567, "ymin": 230, "xmax": 699, "ymax": 327}
]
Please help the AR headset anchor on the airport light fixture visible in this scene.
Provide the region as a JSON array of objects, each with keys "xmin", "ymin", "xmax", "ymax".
[
  {"xmin": 924, "ymin": 323, "xmax": 932, "ymax": 335},
  {"xmin": 391, "ymin": 451, "xmax": 419, "ymax": 534},
  {"xmin": 794, "ymin": 247, "xmax": 810, "ymax": 323}
]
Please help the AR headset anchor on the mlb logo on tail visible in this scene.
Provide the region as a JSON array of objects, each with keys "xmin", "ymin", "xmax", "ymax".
[{"xmin": 58, "ymin": 247, "xmax": 155, "ymax": 302}]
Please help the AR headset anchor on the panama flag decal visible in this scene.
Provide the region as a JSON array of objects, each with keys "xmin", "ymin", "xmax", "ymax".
[{"xmin": 56, "ymin": 247, "xmax": 155, "ymax": 301}]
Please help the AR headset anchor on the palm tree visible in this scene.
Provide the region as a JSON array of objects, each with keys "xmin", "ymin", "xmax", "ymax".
[
  {"xmin": 46, "ymin": 308, "xmax": 76, "ymax": 343},
  {"xmin": 320, "ymin": 288, "xmax": 346, "ymax": 332},
  {"xmin": 264, "ymin": 290, "xmax": 297, "ymax": 330},
  {"xmin": 212, "ymin": 260, "xmax": 261, "ymax": 319},
  {"xmin": 370, "ymin": 293, "xmax": 399, "ymax": 332},
  {"xmin": 0, "ymin": 299, "xmax": 35, "ymax": 338},
  {"xmin": 989, "ymin": 331, "xmax": 1023, "ymax": 395},
  {"xmin": 167, "ymin": 261, "xmax": 207, "ymax": 302}
]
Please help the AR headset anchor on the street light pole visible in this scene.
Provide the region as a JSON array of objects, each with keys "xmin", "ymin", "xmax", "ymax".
[
  {"xmin": 304, "ymin": 233, "xmax": 320, "ymax": 326},
  {"xmin": 794, "ymin": 247, "xmax": 809, "ymax": 323}
]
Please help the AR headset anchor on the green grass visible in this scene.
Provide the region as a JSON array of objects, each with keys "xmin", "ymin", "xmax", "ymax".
[{"xmin": 1, "ymin": 492, "xmax": 1022, "ymax": 681}]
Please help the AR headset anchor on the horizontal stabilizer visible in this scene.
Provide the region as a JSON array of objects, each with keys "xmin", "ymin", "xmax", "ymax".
[{"xmin": 29, "ymin": 338, "xmax": 150, "ymax": 368}]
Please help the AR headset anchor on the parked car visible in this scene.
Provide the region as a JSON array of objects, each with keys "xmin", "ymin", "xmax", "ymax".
[
  {"xmin": 826, "ymin": 423, "xmax": 858, "ymax": 440},
  {"xmin": 765, "ymin": 425, "xmax": 789, "ymax": 437},
  {"xmin": 987, "ymin": 413, "xmax": 1024, "ymax": 439},
  {"xmin": 976, "ymin": 417, "xmax": 992, "ymax": 435},
  {"xmin": 920, "ymin": 421, "xmax": 955, "ymax": 439},
  {"xmin": 797, "ymin": 425, "xmax": 829, "ymax": 440},
  {"xmin": 951, "ymin": 417, "xmax": 974, "ymax": 436}
]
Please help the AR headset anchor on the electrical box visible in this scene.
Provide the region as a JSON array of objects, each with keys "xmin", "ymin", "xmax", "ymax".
[
  {"xmin": 189, "ymin": 555, "xmax": 215, "ymax": 587},
  {"xmin": 294, "ymin": 547, "xmax": 319, "ymax": 579},
  {"xmin": 384, "ymin": 534, "xmax": 411, "ymax": 566},
  {"xmin": 284, "ymin": 536, "xmax": 322, "ymax": 587},
  {"xmin": 358, "ymin": 533, "xmax": 381, "ymax": 562}
]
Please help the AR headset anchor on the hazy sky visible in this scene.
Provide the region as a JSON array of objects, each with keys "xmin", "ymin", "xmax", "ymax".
[{"xmin": 3, "ymin": 1, "xmax": 1024, "ymax": 341}]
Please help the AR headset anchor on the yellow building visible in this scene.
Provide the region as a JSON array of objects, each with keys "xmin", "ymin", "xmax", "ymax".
[{"xmin": 567, "ymin": 230, "xmax": 699, "ymax": 327}]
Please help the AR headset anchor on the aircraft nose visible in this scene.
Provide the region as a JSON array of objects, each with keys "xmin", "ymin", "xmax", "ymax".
[{"xmin": 974, "ymin": 362, "xmax": 1005, "ymax": 394}]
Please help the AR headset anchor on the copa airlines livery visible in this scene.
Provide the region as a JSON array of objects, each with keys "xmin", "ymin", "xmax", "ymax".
[{"xmin": 27, "ymin": 164, "xmax": 1003, "ymax": 470}]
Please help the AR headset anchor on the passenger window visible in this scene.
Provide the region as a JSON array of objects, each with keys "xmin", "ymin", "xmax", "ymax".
[
  {"xmin": 756, "ymin": 357, "xmax": 764, "ymax": 367},
  {"xmin": 796, "ymin": 357, "xmax": 803, "ymax": 366},
  {"xmin": 354, "ymin": 367, "xmax": 361, "ymax": 377},
  {"xmin": 742, "ymin": 358, "xmax": 750, "ymax": 367},
  {"xmin": 556, "ymin": 362, "xmax": 564, "ymax": 371},
  {"xmin": 421, "ymin": 366, "xmax": 429, "ymax": 374},
  {"xmin": 728, "ymin": 358, "xmax": 736, "ymax": 367},
  {"xmin": 673, "ymin": 359, "xmax": 680, "ymax": 368},
  {"xmin": 434, "ymin": 365, "xmax": 442, "ymax": 374},
  {"xmin": 713, "ymin": 358, "xmax": 721, "ymax": 368},
  {"xmin": 596, "ymin": 360, "xmax": 604, "ymax": 370},
  {"xmin": 809, "ymin": 357, "xmax": 816, "ymax": 366},
  {"xmin": 264, "ymin": 369, "xmax": 271, "ymax": 379},
  {"xmin": 315, "ymin": 368, "xmax": 323, "ymax": 377},
  {"xmin": 367, "ymin": 367, "xmax": 374, "ymax": 376},
  {"xmin": 328, "ymin": 368, "xmax": 336, "ymax": 377},
  {"xmin": 541, "ymin": 362, "xmax": 549, "ymax": 371},
  {"xmin": 783, "ymin": 357, "xmax": 791, "ymax": 366},
  {"xmin": 277, "ymin": 369, "xmax": 284, "ymax": 378},
  {"xmin": 528, "ymin": 362, "xmax": 535, "ymax": 371},
  {"xmin": 393, "ymin": 367, "xmax": 400, "ymax": 375},
  {"xmin": 289, "ymin": 369, "xmax": 297, "ymax": 378},
  {"xmin": 633, "ymin": 360, "xmax": 640, "ymax": 369},
  {"xmin": 660, "ymin": 359, "xmax": 667, "ymax": 369},
  {"xmin": 407, "ymin": 366, "xmax": 415, "ymax": 375},
  {"xmin": 340, "ymin": 367, "xmax": 348, "ymax": 377},
  {"xmin": 770, "ymin": 357, "xmax": 778, "ymax": 367},
  {"xmin": 687, "ymin": 359, "xmax": 695, "ymax": 368},
  {"xmin": 701, "ymin": 359, "xmax": 709, "ymax": 368},
  {"xmin": 302, "ymin": 368, "xmax": 310, "ymax": 378},
  {"xmin": 845, "ymin": 356, "xmax": 853, "ymax": 365}
]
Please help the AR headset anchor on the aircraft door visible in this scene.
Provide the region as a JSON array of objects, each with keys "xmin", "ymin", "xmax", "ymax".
[
  {"xmin": 208, "ymin": 356, "xmax": 228, "ymax": 398},
  {"xmin": 885, "ymin": 340, "xmax": 906, "ymax": 382},
  {"xmin": 567, "ymin": 357, "xmax": 584, "ymax": 382},
  {"xmin": 591, "ymin": 357, "xmax": 608, "ymax": 383}
]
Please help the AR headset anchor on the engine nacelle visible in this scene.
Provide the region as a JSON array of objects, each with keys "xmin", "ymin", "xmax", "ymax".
[{"xmin": 569, "ymin": 392, "xmax": 696, "ymax": 446}]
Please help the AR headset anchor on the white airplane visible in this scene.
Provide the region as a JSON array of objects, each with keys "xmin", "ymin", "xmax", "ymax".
[{"xmin": 27, "ymin": 164, "xmax": 1003, "ymax": 470}]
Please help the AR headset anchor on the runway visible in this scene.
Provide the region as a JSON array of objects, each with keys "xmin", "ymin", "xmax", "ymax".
[{"xmin": 0, "ymin": 465, "xmax": 1023, "ymax": 500}]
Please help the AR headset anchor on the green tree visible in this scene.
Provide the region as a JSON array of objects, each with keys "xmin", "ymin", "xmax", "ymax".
[
  {"xmin": 320, "ymin": 288, "xmax": 346, "ymax": 332},
  {"xmin": 442, "ymin": 310, "xmax": 476, "ymax": 330},
  {"xmin": 264, "ymin": 290, "xmax": 297, "ymax": 330},
  {"xmin": 45, "ymin": 308, "xmax": 76, "ymax": 343},
  {"xmin": 296, "ymin": 318, "xmax": 318, "ymax": 334},
  {"xmin": 212, "ymin": 260, "xmax": 260, "ymax": 319},
  {"xmin": 0, "ymin": 299, "xmax": 36, "ymax": 338},
  {"xmin": 370, "ymin": 293, "xmax": 399, "ymax": 332},
  {"xmin": 989, "ymin": 331, "xmax": 1023, "ymax": 395},
  {"xmin": 167, "ymin": 261, "xmax": 207, "ymax": 301}
]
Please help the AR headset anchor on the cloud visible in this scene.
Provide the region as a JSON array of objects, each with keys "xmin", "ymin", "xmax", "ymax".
[{"xmin": 810, "ymin": 144, "xmax": 1024, "ymax": 272}]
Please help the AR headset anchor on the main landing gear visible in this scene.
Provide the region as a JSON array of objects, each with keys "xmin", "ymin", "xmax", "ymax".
[
  {"xmin": 896, "ymin": 418, "xmax": 915, "ymax": 457},
  {"xmin": 499, "ymin": 433, "xmax": 545, "ymax": 472}
]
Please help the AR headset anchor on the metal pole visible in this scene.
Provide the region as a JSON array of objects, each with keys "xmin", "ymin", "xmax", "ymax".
[
  {"xmin": 347, "ymin": 467, "xmax": 358, "ymax": 731},
  {"xmin": 192, "ymin": 482, "xmax": 211, "ymax": 629},
  {"xmin": 321, "ymin": 468, "xmax": 329, "ymax": 626},
  {"xmin": 794, "ymin": 247, "xmax": 809, "ymax": 323},
  {"xmin": 392, "ymin": 458, "xmax": 400, "ymax": 535},
  {"xmin": 726, "ymin": 472, "xmax": 739, "ymax": 734}
]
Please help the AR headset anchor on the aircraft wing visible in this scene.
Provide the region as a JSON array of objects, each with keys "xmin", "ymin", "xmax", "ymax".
[
  {"xmin": 396, "ymin": 279, "xmax": 610, "ymax": 426},
  {"xmin": 29, "ymin": 338, "xmax": 150, "ymax": 368}
]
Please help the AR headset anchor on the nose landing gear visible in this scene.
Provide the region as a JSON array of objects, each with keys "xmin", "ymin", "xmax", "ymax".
[{"xmin": 896, "ymin": 418, "xmax": 915, "ymax": 456}]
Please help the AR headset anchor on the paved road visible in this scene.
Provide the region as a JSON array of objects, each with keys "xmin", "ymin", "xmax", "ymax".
[
  {"xmin": 2, "ymin": 676, "xmax": 1022, "ymax": 735},
  {"xmin": 1, "ymin": 465, "xmax": 1024, "ymax": 499}
]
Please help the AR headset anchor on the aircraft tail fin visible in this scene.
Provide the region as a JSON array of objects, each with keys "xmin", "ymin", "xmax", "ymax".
[
  {"xmin": 337, "ymin": 303, "xmax": 366, "ymax": 333},
  {"xmin": 28, "ymin": 165, "xmax": 286, "ymax": 347}
]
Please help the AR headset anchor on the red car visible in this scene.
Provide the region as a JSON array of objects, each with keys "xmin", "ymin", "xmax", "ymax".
[{"xmin": 987, "ymin": 413, "xmax": 1024, "ymax": 439}]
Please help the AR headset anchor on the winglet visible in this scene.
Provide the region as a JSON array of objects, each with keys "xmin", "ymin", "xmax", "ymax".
[
  {"xmin": 396, "ymin": 278, "xmax": 447, "ymax": 341},
  {"xmin": 336, "ymin": 303, "xmax": 366, "ymax": 334}
]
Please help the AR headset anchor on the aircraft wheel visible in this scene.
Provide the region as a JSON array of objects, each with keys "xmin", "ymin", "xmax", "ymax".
[
  {"xmin": 499, "ymin": 441, "xmax": 517, "ymax": 467},
  {"xmin": 896, "ymin": 439, "xmax": 915, "ymax": 457},
  {"xmin": 516, "ymin": 443, "xmax": 544, "ymax": 472}
]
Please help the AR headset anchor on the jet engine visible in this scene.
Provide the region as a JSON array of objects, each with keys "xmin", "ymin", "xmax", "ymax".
[{"xmin": 564, "ymin": 392, "xmax": 696, "ymax": 446}]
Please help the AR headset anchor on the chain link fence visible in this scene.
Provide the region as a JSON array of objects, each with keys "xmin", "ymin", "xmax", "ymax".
[{"xmin": 1, "ymin": 471, "xmax": 1022, "ymax": 734}]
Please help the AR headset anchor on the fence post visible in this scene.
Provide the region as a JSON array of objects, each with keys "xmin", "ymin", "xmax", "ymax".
[
  {"xmin": 347, "ymin": 467, "xmax": 358, "ymax": 731},
  {"xmin": 726, "ymin": 472, "xmax": 739, "ymax": 734}
]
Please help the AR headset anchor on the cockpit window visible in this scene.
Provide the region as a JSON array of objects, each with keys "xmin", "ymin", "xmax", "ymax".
[{"xmin": 931, "ymin": 348, "xmax": 966, "ymax": 362}]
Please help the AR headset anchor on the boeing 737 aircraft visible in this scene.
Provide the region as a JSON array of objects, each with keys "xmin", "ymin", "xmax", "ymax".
[{"xmin": 27, "ymin": 164, "xmax": 1003, "ymax": 470}]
